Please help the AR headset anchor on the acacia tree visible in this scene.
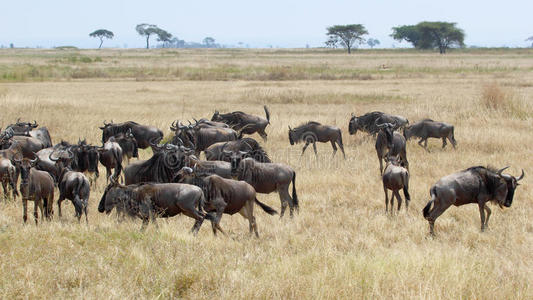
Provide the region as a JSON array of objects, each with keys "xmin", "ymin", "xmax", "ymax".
[
  {"xmin": 418, "ymin": 22, "xmax": 464, "ymax": 54},
  {"xmin": 89, "ymin": 29, "xmax": 114, "ymax": 49},
  {"xmin": 203, "ymin": 37, "xmax": 215, "ymax": 47},
  {"xmin": 391, "ymin": 22, "xmax": 464, "ymax": 54},
  {"xmin": 136, "ymin": 24, "xmax": 172, "ymax": 49},
  {"xmin": 326, "ymin": 24, "xmax": 368, "ymax": 53}
]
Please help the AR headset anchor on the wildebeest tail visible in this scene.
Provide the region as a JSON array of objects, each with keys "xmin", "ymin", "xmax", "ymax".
[
  {"xmin": 264, "ymin": 105, "xmax": 270, "ymax": 124},
  {"xmin": 255, "ymin": 198, "xmax": 277, "ymax": 215},
  {"xmin": 292, "ymin": 172, "xmax": 299, "ymax": 210},
  {"xmin": 112, "ymin": 147, "xmax": 123, "ymax": 179},
  {"xmin": 403, "ymin": 186, "xmax": 411, "ymax": 201},
  {"xmin": 423, "ymin": 186, "xmax": 436, "ymax": 219},
  {"xmin": 98, "ymin": 189, "xmax": 107, "ymax": 213}
]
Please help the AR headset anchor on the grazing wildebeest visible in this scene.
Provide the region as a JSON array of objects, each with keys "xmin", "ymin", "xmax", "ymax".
[
  {"xmin": 211, "ymin": 106, "xmax": 270, "ymax": 141},
  {"xmin": 0, "ymin": 158, "xmax": 18, "ymax": 200},
  {"xmin": 16, "ymin": 157, "xmax": 55, "ymax": 223},
  {"xmin": 205, "ymin": 138, "xmax": 271, "ymax": 163},
  {"xmin": 382, "ymin": 156, "xmax": 410, "ymax": 214},
  {"xmin": 403, "ymin": 119, "xmax": 457, "ymax": 152},
  {"xmin": 111, "ymin": 129, "xmax": 138, "ymax": 164},
  {"xmin": 124, "ymin": 143, "xmax": 186, "ymax": 185},
  {"xmin": 231, "ymin": 156, "xmax": 298, "ymax": 218},
  {"xmin": 98, "ymin": 178, "xmax": 212, "ymax": 232},
  {"xmin": 349, "ymin": 111, "xmax": 409, "ymax": 137},
  {"xmin": 98, "ymin": 140, "xmax": 123, "ymax": 183},
  {"xmin": 176, "ymin": 168, "xmax": 277, "ymax": 237},
  {"xmin": 288, "ymin": 121, "xmax": 345, "ymax": 159},
  {"xmin": 375, "ymin": 123, "xmax": 409, "ymax": 175},
  {"xmin": 182, "ymin": 155, "xmax": 233, "ymax": 179},
  {"xmin": 173, "ymin": 125, "xmax": 239, "ymax": 156},
  {"xmin": 50, "ymin": 150, "xmax": 91, "ymax": 223},
  {"xmin": 423, "ymin": 166, "xmax": 524, "ymax": 235},
  {"xmin": 100, "ymin": 121, "xmax": 163, "ymax": 149}
]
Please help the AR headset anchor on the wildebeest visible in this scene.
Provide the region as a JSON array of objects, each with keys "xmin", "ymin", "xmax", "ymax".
[
  {"xmin": 16, "ymin": 157, "xmax": 55, "ymax": 223},
  {"xmin": 98, "ymin": 139, "xmax": 123, "ymax": 183},
  {"xmin": 100, "ymin": 121, "xmax": 163, "ymax": 149},
  {"xmin": 288, "ymin": 121, "xmax": 345, "ymax": 159},
  {"xmin": 6, "ymin": 120, "xmax": 53, "ymax": 148},
  {"xmin": 69, "ymin": 140, "xmax": 100, "ymax": 184},
  {"xmin": 98, "ymin": 179, "xmax": 212, "ymax": 232},
  {"xmin": 211, "ymin": 106, "xmax": 270, "ymax": 141},
  {"xmin": 182, "ymin": 155, "xmax": 233, "ymax": 179},
  {"xmin": 176, "ymin": 168, "xmax": 277, "ymax": 237},
  {"xmin": 382, "ymin": 156, "xmax": 410, "ymax": 213},
  {"xmin": 403, "ymin": 119, "xmax": 457, "ymax": 152},
  {"xmin": 50, "ymin": 150, "xmax": 91, "ymax": 223},
  {"xmin": 349, "ymin": 111, "xmax": 409, "ymax": 137},
  {"xmin": 0, "ymin": 158, "xmax": 18, "ymax": 200},
  {"xmin": 204, "ymin": 138, "xmax": 271, "ymax": 163},
  {"xmin": 423, "ymin": 166, "xmax": 524, "ymax": 235},
  {"xmin": 191, "ymin": 118, "xmax": 230, "ymax": 129},
  {"xmin": 0, "ymin": 129, "xmax": 45, "ymax": 158},
  {"xmin": 111, "ymin": 129, "xmax": 138, "ymax": 164},
  {"xmin": 124, "ymin": 143, "xmax": 186, "ymax": 185},
  {"xmin": 375, "ymin": 123, "xmax": 409, "ymax": 175},
  {"xmin": 231, "ymin": 156, "xmax": 298, "ymax": 218},
  {"xmin": 172, "ymin": 125, "xmax": 239, "ymax": 156}
]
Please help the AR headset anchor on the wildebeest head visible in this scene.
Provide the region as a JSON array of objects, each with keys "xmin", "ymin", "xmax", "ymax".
[
  {"xmin": 99, "ymin": 120, "xmax": 115, "ymax": 143},
  {"xmin": 49, "ymin": 149, "xmax": 74, "ymax": 171},
  {"xmin": 227, "ymin": 150, "xmax": 248, "ymax": 177},
  {"xmin": 86, "ymin": 145, "xmax": 100, "ymax": 174},
  {"xmin": 7, "ymin": 119, "xmax": 38, "ymax": 135},
  {"xmin": 16, "ymin": 157, "xmax": 38, "ymax": 198},
  {"xmin": 496, "ymin": 167, "xmax": 524, "ymax": 208},
  {"xmin": 98, "ymin": 177, "xmax": 129, "ymax": 214},
  {"xmin": 0, "ymin": 128, "xmax": 15, "ymax": 147},
  {"xmin": 348, "ymin": 114, "xmax": 359, "ymax": 135},
  {"xmin": 211, "ymin": 111, "xmax": 221, "ymax": 122}
]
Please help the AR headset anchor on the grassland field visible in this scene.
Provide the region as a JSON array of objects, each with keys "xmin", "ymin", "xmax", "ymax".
[{"xmin": 0, "ymin": 48, "xmax": 532, "ymax": 299}]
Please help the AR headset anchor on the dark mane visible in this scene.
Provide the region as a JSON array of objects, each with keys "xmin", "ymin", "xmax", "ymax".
[
  {"xmin": 133, "ymin": 151, "xmax": 184, "ymax": 183},
  {"xmin": 465, "ymin": 166, "xmax": 502, "ymax": 197},
  {"xmin": 240, "ymin": 138, "xmax": 271, "ymax": 163},
  {"xmin": 421, "ymin": 118, "xmax": 434, "ymax": 122}
]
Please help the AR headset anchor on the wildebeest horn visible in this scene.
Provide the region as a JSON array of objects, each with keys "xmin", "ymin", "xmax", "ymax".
[
  {"xmin": 174, "ymin": 137, "xmax": 184, "ymax": 146},
  {"xmin": 49, "ymin": 151, "xmax": 59, "ymax": 162},
  {"xmin": 516, "ymin": 169, "xmax": 525, "ymax": 181},
  {"xmin": 351, "ymin": 112, "xmax": 355, "ymax": 117},
  {"xmin": 288, "ymin": 125, "xmax": 292, "ymax": 131},
  {"xmin": 497, "ymin": 166, "xmax": 509, "ymax": 175},
  {"xmin": 32, "ymin": 120, "xmax": 37, "ymax": 127},
  {"xmin": 170, "ymin": 120, "xmax": 178, "ymax": 131}
]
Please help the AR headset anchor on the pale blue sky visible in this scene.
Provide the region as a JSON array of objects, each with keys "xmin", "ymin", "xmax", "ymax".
[{"xmin": 1, "ymin": 0, "xmax": 532, "ymax": 48}]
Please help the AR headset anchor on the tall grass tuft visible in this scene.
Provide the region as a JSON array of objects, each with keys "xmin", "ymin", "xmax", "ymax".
[{"xmin": 481, "ymin": 82, "xmax": 508, "ymax": 110}]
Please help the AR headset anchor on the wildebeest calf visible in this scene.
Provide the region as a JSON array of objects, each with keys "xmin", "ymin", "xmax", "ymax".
[{"xmin": 382, "ymin": 156, "xmax": 410, "ymax": 214}]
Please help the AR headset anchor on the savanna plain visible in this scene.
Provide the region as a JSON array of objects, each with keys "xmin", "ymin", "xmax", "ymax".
[{"xmin": 0, "ymin": 48, "xmax": 532, "ymax": 299}]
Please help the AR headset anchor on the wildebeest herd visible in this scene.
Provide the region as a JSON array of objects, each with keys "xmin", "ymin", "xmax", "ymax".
[{"xmin": 0, "ymin": 108, "xmax": 524, "ymax": 236}]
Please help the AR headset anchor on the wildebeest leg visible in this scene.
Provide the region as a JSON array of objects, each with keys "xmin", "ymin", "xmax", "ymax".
[
  {"xmin": 484, "ymin": 204, "xmax": 491, "ymax": 228},
  {"xmin": 34, "ymin": 199, "xmax": 40, "ymax": 225},
  {"xmin": 394, "ymin": 190, "xmax": 402, "ymax": 212},
  {"xmin": 389, "ymin": 192, "xmax": 395, "ymax": 215},
  {"xmin": 279, "ymin": 187, "xmax": 294, "ymax": 218},
  {"xmin": 22, "ymin": 198, "xmax": 29, "ymax": 223},
  {"xmin": 1, "ymin": 180, "xmax": 7, "ymax": 200},
  {"xmin": 140, "ymin": 217, "xmax": 149, "ymax": 231},
  {"xmin": 379, "ymin": 154, "xmax": 384, "ymax": 175},
  {"xmin": 449, "ymin": 134, "xmax": 457, "ymax": 149},
  {"xmin": 337, "ymin": 138, "xmax": 346, "ymax": 159},
  {"xmin": 418, "ymin": 138, "xmax": 429, "ymax": 152},
  {"xmin": 301, "ymin": 142, "xmax": 310, "ymax": 156},
  {"xmin": 239, "ymin": 200, "xmax": 258, "ymax": 237},
  {"xmin": 426, "ymin": 202, "xmax": 451, "ymax": 235},
  {"xmin": 330, "ymin": 141, "xmax": 337, "ymax": 157},
  {"xmin": 478, "ymin": 203, "xmax": 486, "ymax": 232},
  {"xmin": 312, "ymin": 142, "xmax": 318, "ymax": 157},
  {"xmin": 211, "ymin": 197, "xmax": 227, "ymax": 236},
  {"xmin": 442, "ymin": 137, "xmax": 447, "ymax": 149},
  {"xmin": 84, "ymin": 200, "xmax": 89, "ymax": 224}
]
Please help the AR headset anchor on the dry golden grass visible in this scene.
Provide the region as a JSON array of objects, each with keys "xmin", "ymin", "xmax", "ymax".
[{"xmin": 0, "ymin": 49, "xmax": 532, "ymax": 299}]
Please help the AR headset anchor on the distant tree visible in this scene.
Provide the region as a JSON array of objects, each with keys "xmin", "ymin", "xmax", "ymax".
[
  {"xmin": 325, "ymin": 36, "xmax": 339, "ymax": 48},
  {"xmin": 203, "ymin": 37, "xmax": 216, "ymax": 47},
  {"xmin": 367, "ymin": 38, "xmax": 380, "ymax": 49},
  {"xmin": 418, "ymin": 22, "xmax": 464, "ymax": 54},
  {"xmin": 391, "ymin": 22, "xmax": 465, "ymax": 54},
  {"xmin": 527, "ymin": 36, "xmax": 533, "ymax": 47},
  {"xmin": 326, "ymin": 24, "xmax": 368, "ymax": 53},
  {"xmin": 391, "ymin": 25, "xmax": 422, "ymax": 48},
  {"xmin": 89, "ymin": 29, "xmax": 114, "ymax": 49},
  {"xmin": 136, "ymin": 24, "xmax": 172, "ymax": 49}
]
